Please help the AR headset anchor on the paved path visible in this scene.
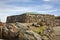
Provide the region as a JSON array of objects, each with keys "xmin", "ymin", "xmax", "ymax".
[{"xmin": 53, "ymin": 26, "xmax": 60, "ymax": 40}]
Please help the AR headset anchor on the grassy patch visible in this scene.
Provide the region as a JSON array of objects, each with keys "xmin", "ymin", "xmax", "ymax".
[{"xmin": 33, "ymin": 26, "xmax": 46, "ymax": 34}]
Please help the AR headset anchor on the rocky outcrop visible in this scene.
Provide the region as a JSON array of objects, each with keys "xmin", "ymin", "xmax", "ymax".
[
  {"xmin": 6, "ymin": 13, "xmax": 56, "ymax": 27},
  {"xmin": 54, "ymin": 19, "xmax": 60, "ymax": 26},
  {"xmin": 0, "ymin": 22, "xmax": 55, "ymax": 40},
  {"xmin": 2, "ymin": 23, "xmax": 41, "ymax": 40}
]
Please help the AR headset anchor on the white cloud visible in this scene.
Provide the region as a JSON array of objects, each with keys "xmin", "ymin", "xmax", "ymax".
[
  {"xmin": 43, "ymin": 0, "xmax": 50, "ymax": 1},
  {"xmin": 43, "ymin": 0, "xmax": 60, "ymax": 3},
  {"xmin": 0, "ymin": 2, "xmax": 60, "ymax": 22},
  {"xmin": 11, "ymin": 0, "xmax": 31, "ymax": 2},
  {"xmin": 36, "ymin": 4, "xmax": 53, "ymax": 10},
  {"xmin": 43, "ymin": 0, "xmax": 60, "ymax": 1},
  {"xmin": 0, "ymin": 4, "xmax": 35, "ymax": 22},
  {"xmin": 52, "ymin": 0, "xmax": 60, "ymax": 2},
  {"xmin": 0, "ymin": 0, "xmax": 31, "ymax": 3}
]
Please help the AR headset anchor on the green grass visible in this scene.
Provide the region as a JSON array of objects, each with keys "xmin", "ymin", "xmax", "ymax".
[
  {"xmin": 33, "ymin": 26, "xmax": 47, "ymax": 34},
  {"xmin": 24, "ymin": 12, "xmax": 39, "ymax": 14}
]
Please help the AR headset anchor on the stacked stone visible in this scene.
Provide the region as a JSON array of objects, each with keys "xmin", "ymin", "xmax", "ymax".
[
  {"xmin": 6, "ymin": 13, "xmax": 56, "ymax": 27},
  {"xmin": 7, "ymin": 14, "xmax": 26, "ymax": 23}
]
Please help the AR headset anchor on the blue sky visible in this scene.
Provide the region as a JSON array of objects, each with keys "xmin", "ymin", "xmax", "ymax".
[{"xmin": 0, "ymin": 0, "xmax": 60, "ymax": 22}]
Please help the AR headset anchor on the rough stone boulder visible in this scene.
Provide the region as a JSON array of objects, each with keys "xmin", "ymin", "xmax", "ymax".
[
  {"xmin": 2, "ymin": 23, "xmax": 42, "ymax": 40},
  {"xmin": 0, "ymin": 22, "xmax": 55, "ymax": 40}
]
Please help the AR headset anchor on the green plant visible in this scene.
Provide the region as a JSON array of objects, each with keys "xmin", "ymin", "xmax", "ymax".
[{"xmin": 33, "ymin": 26, "xmax": 46, "ymax": 34}]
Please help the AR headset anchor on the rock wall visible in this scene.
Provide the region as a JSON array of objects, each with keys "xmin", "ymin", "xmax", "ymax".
[
  {"xmin": 7, "ymin": 14, "xmax": 26, "ymax": 23},
  {"xmin": 6, "ymin": 13, "xmax": 56, "ymax": 27}
]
